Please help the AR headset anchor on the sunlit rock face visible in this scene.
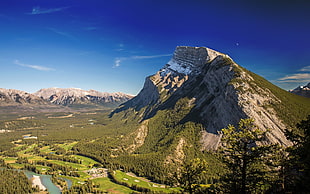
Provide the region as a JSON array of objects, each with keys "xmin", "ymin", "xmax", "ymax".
[
  {"xmin": 112, "ymin": 46, "xmax": 293, "ymax": 150},
  {"xmin": 34, "ymin": 88, "xmax": 133, "ymax": 106},
  {"xmin": 0, "ymin": 88, "xmax": 48, "ymax": 105},
  {"xmin": 161, "ymin": 46, "xmax": 224, "ymax": 76}
]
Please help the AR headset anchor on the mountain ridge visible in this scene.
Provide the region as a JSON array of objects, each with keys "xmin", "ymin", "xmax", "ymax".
[
  {"xmin": 111, "ymin": 46, "xmax": 310, "ymax": 150},
  {"xmin": 0, "ymin": 88, "xmax": 48, "ymax": 105},
  {"xmin": 0, "ymin": 87, "xmax": 134, "ymax": 109},
  {"xmin": 34, "ymin": 87, "xmax": 134, "ymax": 107},
  {"xmin": 289, "ymin": 82, "xmax": 310, "ymax": 98}
]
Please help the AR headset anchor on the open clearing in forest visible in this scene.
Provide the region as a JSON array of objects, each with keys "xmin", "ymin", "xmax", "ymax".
[
  {"xmin": 113, "ymin": 170, "xmax": 180, "ymax": 193},
  {"xmin": 0, "ymin": 111, "xmax": 180, "ymax": 193},
  {"xmin": 1, "ymin": 142, "xmax": 179, "ymax": 193}
]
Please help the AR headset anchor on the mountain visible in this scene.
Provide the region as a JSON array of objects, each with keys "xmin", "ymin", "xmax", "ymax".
[
  {"xmin": 34, "ymin": 88, "xmax": 134, "ymax": 107},
  {"xmin": 0, "ymin": 88, "xmax": 48, "ymax": 105},
  {"xmin": 111, "ymin": 46, "xmax": 310, "ymax": 150},
  {"xmin": 289, "ymin": 83, "xmax": 310, "ymax": 98}
]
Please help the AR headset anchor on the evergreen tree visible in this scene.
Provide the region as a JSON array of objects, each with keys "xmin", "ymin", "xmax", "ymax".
[
  {"xmin": 220, "ymin": 118, "xmax": 277, "ymax": 194},
  {"xmin": 174, "ymin": 158, "xmax": 208, "ymax": 194},
  {"xmin": 285, "ymin": 115, "xmax": 310, "ymax": 192},
  {"xmin": 0, "ymin": 169, "xmax": 34, "ymax": 193}
]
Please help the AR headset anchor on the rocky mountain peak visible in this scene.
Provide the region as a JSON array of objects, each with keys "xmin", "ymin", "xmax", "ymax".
[
  {"xmin": 35, "ymin": 88, "xmax": 89, "ymax": 99},
  {"xmin": 0, "ymin": 88, "xmax": 48, "ymax": 105},
  {"xmin": 289, "ymin": 82, "xmax": 310, "ymax": 98},
  {"xmin": 110, "ymin": 46, "xmax": 309, "ymax": 150},
  {"xmin": 34, "ymin": 88, "xmax": 134, "ymax": 106},
  {"xmin": 160, "ymin": 46, "xmax": 226, "ymax": 76}
]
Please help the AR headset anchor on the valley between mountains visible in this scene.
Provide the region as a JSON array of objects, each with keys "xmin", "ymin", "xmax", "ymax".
[{"xmin": 1, "ymin": 46, "xmax": 310, "ymax": 193}]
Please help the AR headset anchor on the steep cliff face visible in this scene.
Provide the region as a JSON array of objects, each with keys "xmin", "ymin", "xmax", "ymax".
[
  {"xmin": 112, "ymin": 46, "xmax": 228, "ymax": 118},
  {"xmin": 34, "ymin": 88, "xmax": 133, "ymax": 107},
  {"xmin": 112, "ymin": 46, "xmax": 309, "ymax": 150}
]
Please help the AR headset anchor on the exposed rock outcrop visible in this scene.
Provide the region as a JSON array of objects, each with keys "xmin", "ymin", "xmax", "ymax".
[
  {"xmin": 125, "ymin": 120, "xmax": 149, "ymax": 153},
  {"xmin": 112, "ymin": 46, "xmax": 304, "ymax": 150},
  {"xmin": 0, "ymin": 88, "xmax": 48, "ymax": 105}
]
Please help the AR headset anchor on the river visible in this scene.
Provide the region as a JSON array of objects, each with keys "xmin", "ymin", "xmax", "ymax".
[{"xmin": 24, "ymin": 171, "xmax": 72, "ymax": 194}]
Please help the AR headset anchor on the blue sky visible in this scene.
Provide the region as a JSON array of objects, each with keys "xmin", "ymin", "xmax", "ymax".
[{"xmin": 0, "ymin": 0, "xmax": 309, "ymax": 95}]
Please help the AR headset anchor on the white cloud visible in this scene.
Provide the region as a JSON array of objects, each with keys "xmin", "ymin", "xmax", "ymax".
[
  {"xmin": 299, "ymin": 65, "xmax": 310, "ymax": 72},
  {"xmin": 113, "ymin": 59, "xmax": 122, "ymax": 68},
  {"xmin": 14, "ymin": 60, "xmax": 55, "ymax": 71},
  {"xmin": 27, "ymin": 6, "xmax": 69, "ymax": 15},
  {"xmin": 113, "ymin": 54, "xmax": 171, "ymax": 68},
  {"xmin": 277, "ymin": 65, "xmax": 310, "ymax": 83},
  {"xmin": 47, "ymin": 28, "xmax": 76, "ymax": 40},
  {"xmin": 278, "ymin": 73, "xmax": 310, "ymax": 82},
  {"xmin": 131, "ymin": 54, "xmax": 172, "ymax": 59},
  {"xmin": 115, "ymin": 44, "xmax": 125, "ymax": 51}
]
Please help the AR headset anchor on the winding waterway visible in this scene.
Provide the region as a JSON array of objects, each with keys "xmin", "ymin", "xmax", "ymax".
[{"xmin": 24, "ymin": 171, "xmax": 72, "ymax": 194}]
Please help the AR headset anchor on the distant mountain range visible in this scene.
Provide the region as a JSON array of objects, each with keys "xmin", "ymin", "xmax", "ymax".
[
  {"xmin": 34, "ymin": 88, "xmax": 134, "ymax": 107},
  {"xmin": 0, "ymin": 87, "xmax": 133, "ymax": 108},
  {"xmin": 289, "ymin": 83, "xmax": 310, "ymax": 98},
  {"xmin": 0, "ymin": 88, "xmax": 48, "ymax": 105}
]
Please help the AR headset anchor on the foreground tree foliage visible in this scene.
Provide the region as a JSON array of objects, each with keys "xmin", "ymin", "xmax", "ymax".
[
  {"xmin": 0, "ymin": 169, "xmax": 36, "ymax": 194},
  {"xmin": 173, "ymin": 158, "xmax": 208, "ymax": 194},
  {"xmin": 219, "ymin": 118, "xmax": 279, "ymax": 194},
  {"xmin": 285, "ymin": 115, "xmax": 310, "ymax": 193}
]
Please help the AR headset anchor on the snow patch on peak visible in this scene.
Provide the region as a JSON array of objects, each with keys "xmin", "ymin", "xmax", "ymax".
[
  {"xmin": 160, "ymin": 46, "xmax": 225, "ymax": 76},
  {"xmin": 166, "ymin": 58, "xmax": 192, "ymax": 75}
]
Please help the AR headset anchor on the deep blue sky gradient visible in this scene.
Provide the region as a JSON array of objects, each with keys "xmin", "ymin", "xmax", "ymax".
[{"xmin": 0, "ymin": 0, "xmax": 309, "ymax": 94}]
